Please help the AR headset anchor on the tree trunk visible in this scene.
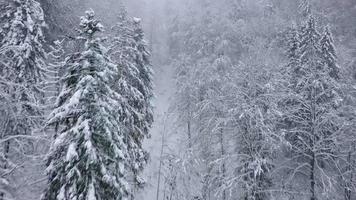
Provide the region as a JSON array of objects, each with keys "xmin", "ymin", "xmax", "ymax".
[
  {"xmin": 310, "ymin": 72, "xmax": 317, "ymax": 200},
  {"xmin": 310, "ymin": 153, "xmax": 316, "ymax": 200},
  {"xmin": 0, "ymin": 141, "xmax": 10, "ymax": 200},
  {"xmin": 156, "ymin": 117, "xmax": 166, "ymax": 200},
  {"xmin": 345, "ymin": 143, "xmax": 355, "ymax": 200},
  {"xmin": 202, "ymin": 166, "xmax": 211, "ymax": 200},
  {"xmin": 198, "ymin": 89, "xmax": 210, "ymax": 200},
  {"xmin": 187, "ymin": 101, "xmax": 192, "ymax": 149},
  {"xmin": 187, "ymin": 120, "xmax": 192, "ymax": 149},
  {"xmin": 219, "ymin": 128, "xmax": 226, "ymax": 200},
  {"xmin": 202, "ymin": 141, "xmax": 212, "ymax": 200}
]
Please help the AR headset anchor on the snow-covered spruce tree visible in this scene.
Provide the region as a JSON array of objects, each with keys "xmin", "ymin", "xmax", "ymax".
[
  {"xmin": 279, "ymin": 16, "xmax": 343, "ymax": 200},
  {"xmin": 0, "ymin": 0, "xmax": 47, "ymax": 199},
  {"xmin": 285, "ymin": 26, "xmax": 301, "ymax": 76},
  {"xmin": 108, "ymin": 9, "xmax": 153, "ymax": 193},
  {"xmin": 299, "ymin": 0, "xmax": 312, "ymax": 18},
  {"xmin": 43, "ymin": 10, "xmax": 129, "ymax": 200},
  {"xmin": 320, "ymin": 26, "xmax": 340, "ymax": 80}
]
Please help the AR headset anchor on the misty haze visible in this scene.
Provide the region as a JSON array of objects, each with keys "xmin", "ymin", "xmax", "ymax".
[{"xmin": 0, "ymin": 0, "xmax": 355, "ymax": 200}]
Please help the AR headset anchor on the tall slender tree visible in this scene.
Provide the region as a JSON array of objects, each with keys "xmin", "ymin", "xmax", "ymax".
[
  {"xmin": 320, "ymin": 26, "xmax": 340, "ymax": 80},
  {"xmin": 0, "ymin": 0, "xmax": 47, "ymax": 199},
  {"xmin": 43, "ymin": 10, "xmax": 129, "ymax": 200},
  {"xmin": 108, "ymin": 8, "xmax": 154, "ymax": 197},
  {"xmin": 299, "ymin": 0, "xmax": 312, "ymax": 18},
  {"xmin": 279, "ymin": 16, "xmax": 343, "ymax": 200}
]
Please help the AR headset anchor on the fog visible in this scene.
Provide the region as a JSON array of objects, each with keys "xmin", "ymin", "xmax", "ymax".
[{"xmin": 0, "ymin": 0, "xmax": 356, "ymax": 200}]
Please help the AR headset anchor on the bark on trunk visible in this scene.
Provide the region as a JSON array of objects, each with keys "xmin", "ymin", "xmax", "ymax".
[
  {"xmin": 219, "ymin": 128, "xmax": 226, "ymax": 200},
  {"xmin": 187, "ymin": 120, "xmax": 192, "ymax": 149},
  {"xmin": 310, "ymin": 81, "xmax": 317, "ymax": 200},
  {"xmin": 345, "ymin": 143, "xmax": 355, "ymax": 200},
  {"xmin": 0, "ymin": 141, "xmax": 10, "ymax": 200},
  {"xmin": 310, "ymin": 153, "xmax": 316, "ymax": 200},
  {"xmin": 156, "ymin": 118, "xmax": 166, "ymax": 200}
]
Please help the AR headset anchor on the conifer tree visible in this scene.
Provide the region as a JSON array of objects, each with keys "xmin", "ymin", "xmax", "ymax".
[
  {"xmin": 299, "ymin": 0, "xmax": 312, "ymax": 18},
  {"xmin": 320, "ymin": 26, "xmax": 340, "ymax": 80},
  {"xmin": 0, "ymin": 0, "xmax": 47, "ymax": 134},
  {"xmin": 109, "ymin": 9, "xmax": 154, "ymax": 192},
  {"xmin": 286, "ymin": 26, "xmax": 301, "ymax": 73},
  {"xmin": 43, "ymin": 10, "xmax": 129, "ymax": 200},
  {"xmin": 280, "ymin": 16, "xmax": 343, "ymax": 200},
  {"xmin": 0, "ymin": 0, "xmax": 47, "ymax": 199}
]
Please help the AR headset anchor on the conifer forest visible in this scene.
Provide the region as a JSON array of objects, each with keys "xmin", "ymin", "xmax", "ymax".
[{"xmin": 0, "ymin": 0, "xmax": 356, "ymax": 200}]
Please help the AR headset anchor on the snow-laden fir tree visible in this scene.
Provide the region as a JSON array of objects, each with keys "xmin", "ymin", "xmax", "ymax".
[
  {"xmin": 320, "ymin": 26, "xmax": 340, "ymax": 80},
  {"xmin": 279, "ymin": 16, "xmax": 344, "ymax": 200},
  {"xmin": 108, "ymin": 9, "xmax": 153, "ymax": 193},
  {"xmin": 0, "ymin": 0, "xmax": 47, "ymax": 199},
  {"xmin": 299, "ymin": 0, "xmax": 312, "ymax": 18},
  {"xmin": 43, "ymin": 10, "xmax": 130, "ymax": 200},
  {"xmin": 285, "ymin": 26, "xmax": 301, "ymax": 75}
]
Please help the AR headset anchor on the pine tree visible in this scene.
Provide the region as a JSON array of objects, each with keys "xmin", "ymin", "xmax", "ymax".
[
  {"xmin": 279, "ymin": 16, "xmax": 343, "ymax": 200},
  {"xmin": 283, "ymin": 25, "xmax": 303, "ymax": 92},
  {"xmin": 299, "ymin": 17, "xmax": 320, "ymax": 67},
  {"xmin": 286, "ymin": 26, "xmax": 301, "ymax": 73},
  {"xmin": 299, "ymin": 0, "xmax": 312, "ymax": 18},
  {"xmin": 0, "ymin": 0, "xmax": 47, "ymax": 199},
  {"xmin": 109, "ymin": 9, "xmax": 154, "ymax": 193},
  {"xmin": 320, "ymin": 26, "xmax": 340, "ymax": 80},
  {"xmin": 43, "ymin": 10, "xmax": 129, "ymax": 200},
  {"xmin": 0, "ymin": 0, "xmax": 47, "ymax": 132}
]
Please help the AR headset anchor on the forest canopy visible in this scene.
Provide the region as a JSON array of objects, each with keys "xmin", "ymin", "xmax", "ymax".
[{"xmin": 0, "ymin": 0, "xmax": 355, "ymax": 200}]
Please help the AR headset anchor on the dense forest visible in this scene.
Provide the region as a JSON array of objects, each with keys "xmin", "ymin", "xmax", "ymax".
[{"xmin": 0, "ymin": 0, "xmax": 355, "ymax": 200}]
